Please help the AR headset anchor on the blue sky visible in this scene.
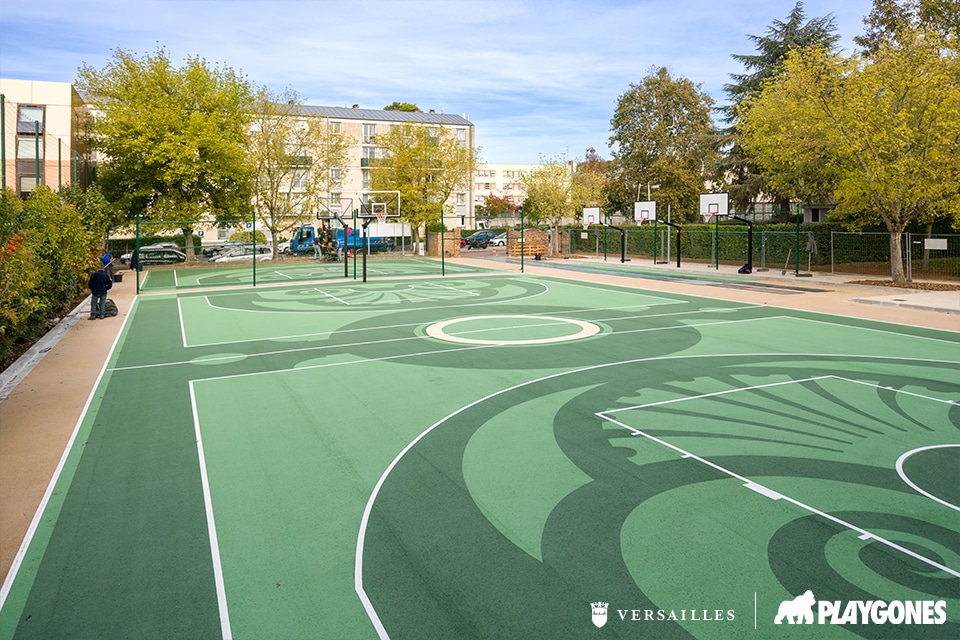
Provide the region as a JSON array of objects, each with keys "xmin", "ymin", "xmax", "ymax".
[{"xmin": 0, "ymin": 0, "xmax": 874, "ymax": 164}]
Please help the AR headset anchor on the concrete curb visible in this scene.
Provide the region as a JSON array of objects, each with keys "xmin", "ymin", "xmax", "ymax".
[{"xmin": 0, "ymin": 296, "xmax": 91, "ymax": 402}]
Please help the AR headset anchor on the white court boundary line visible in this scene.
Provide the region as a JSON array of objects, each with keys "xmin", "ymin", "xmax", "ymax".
[
  {"xmin": 197, "ymin": 279, "xmax": 551, "ymax": 315},
  {"xmin": 896, "ymin": 445, "xmax": 960, "ymax": 513},
  {"xmin": 354, "ymin": 352, "xmax": 960, "ymax": 639},
  {"xmin": 124, "ymin": 314, "xmax": 773, "ymax": 373},
  {"xmin": 0, "ymin": 296, "xmax": 142, "ymax": 612},
  {"xmin": 190, "ymin": 381, "xmax": 233, "ymax": 640},
  {"xmin": 597, "ymin": 376, "xmax": 960, "ymax": 579}
]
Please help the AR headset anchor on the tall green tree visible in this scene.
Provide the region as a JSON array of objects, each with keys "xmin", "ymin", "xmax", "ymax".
[
  {"xmin": 76, "ymin": 46, "xmax": 254, "ymax": 260},
  {"xmin": 247, "ymin": 87, "xmax": 354, "ymax": 257},
  {"xmin": 572, "ymin": 148, "xmax": 610, "ymax": 217},
  {"xmin": 738, "ymin": 31, "xmax": 960, "ymax": 282},
  {"xmin": 855, "ymin": 0, "xmax": 959, "ymax": 55},
  {"xmin": 720, "ymin": 2, "xmax": 840, "ymax": 212},
  {"xmin": 369, "ymin": 122, "xmax": 477, "ymax": 244},
  {"xmin": 383, "ymin": 102, "xmax": 422, "ymax": 112},
  {"xmin": 609, "ymin": 67, "xmax": 717, "ymax": 223},
  {"xmin": 519, "ymin": 156, "xmax": 574, "ymax": 251}
]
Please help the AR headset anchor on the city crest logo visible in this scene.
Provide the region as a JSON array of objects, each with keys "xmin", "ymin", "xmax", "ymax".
[{"xmin": 591, "ymin": 602, "xmax": 609, "ymax": 628}]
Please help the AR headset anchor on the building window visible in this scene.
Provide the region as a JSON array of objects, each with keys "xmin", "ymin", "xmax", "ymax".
[
  {"xmin": 292, "ymin": 169, "xmax": 309, "ymax": 190},
  {"xmin": 330, "ymin": 168, "xmax": 341, "ymax": 183},
  {"xmin": 17, "ymin": 138, "xmax": 43, "ymax": 159},
  {"xmin": 17, "ymin": 106, "xmax": 44, "ymax": 135},
  {"xmin": 362, "ymin": 123, "xmax": 376, "ymax": 144},
  {"xmin": 362, "ymin": 169, "xmax": 371, "ymax": 189},
  {"xmin": 330, "ymin": 121, "xmax": 341, "ymax": 134},
  {"xmin": 19, "ymin": 176, "xmax": 38, "ymax": 194},
  {"xmin": 484, "ymin": 183, "xmax": 491, "ymax": 190},
  {"xmin": 457, "ymin": 128, "xmax": 466, "ymax": 146}
]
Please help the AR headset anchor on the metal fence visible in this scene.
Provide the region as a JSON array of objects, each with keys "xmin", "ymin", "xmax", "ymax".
[{"xmin": 562, "ymin": 228, "xmax": 960, "ymax": 282}]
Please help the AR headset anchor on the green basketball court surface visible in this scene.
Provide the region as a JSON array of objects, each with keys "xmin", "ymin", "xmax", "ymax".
[{"xmin": 1, "ymin": 260, "xmax": 957, "ymax": 639}]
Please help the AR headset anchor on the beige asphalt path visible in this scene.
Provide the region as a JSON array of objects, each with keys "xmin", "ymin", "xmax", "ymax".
[{"xmin": 0, "ymin": 258, "xmax": 956, "ymax": 581}]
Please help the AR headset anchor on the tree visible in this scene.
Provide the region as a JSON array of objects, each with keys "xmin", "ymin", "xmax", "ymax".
[
  {"xmin": 247, "ymin": 87, "xmax": 354, "ymax": 257},
  {"xmin": 738, "ymin": 31, "xmax": 960, "ymax": 282},
  {"xmin": 855, "ymin": 0, "xmax": 959, "ymax": 56},
  {"xmin": 369, "ymin": 122, "xmax": 477, "ymax": 244},
  {"xmin": 76, "ymin": 46, "xmax": 254, "ymax": 260},
  {"xmin": 383, "ymin": 102, "xmax": 422, "ymax": 112},
  {"xmin": 572, "ymin": 148, "xmax": 610, "ymax": 217},
  {"xmin": 720, "ymin": 2, "xmax": 840, "ymax": 213},
  {"xmin": 608, "ymin": 67, "xmax": 718, "ymax": 223},
  {"xmin": 519, "ymin": 156, "xmax": 574, "ymax": 251},
  {"xmin": 479, "ymin": 194, "xmax": 515, "ymax": 218}
]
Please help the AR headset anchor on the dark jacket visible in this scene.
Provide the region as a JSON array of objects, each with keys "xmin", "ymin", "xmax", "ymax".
[{"xmin": 88, "ymin": 269, "xmax": 113, "ymax": 295}]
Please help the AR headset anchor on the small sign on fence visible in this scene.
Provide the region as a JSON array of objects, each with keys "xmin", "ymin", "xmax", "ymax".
[{"xmin": 924, "ymin": 238, "xmax": 948, "ymax": 250}]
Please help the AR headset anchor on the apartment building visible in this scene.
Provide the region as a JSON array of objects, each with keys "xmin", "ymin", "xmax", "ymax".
[
  {"xmin": 0, "ymin": 79, "xmax": 95, "ymax": 197},
  {"xmin": 299, "ymin": 105, "xmax": 476, "ymax": 225},
  {"xmin": 473, "ymin": 162, "xmax": 539, "ymax": 213}
]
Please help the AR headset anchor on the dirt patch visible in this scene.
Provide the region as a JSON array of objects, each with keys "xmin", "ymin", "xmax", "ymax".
[{"xmin": 846, "ymin": 280, "xmax": 960, "ymax": 291}]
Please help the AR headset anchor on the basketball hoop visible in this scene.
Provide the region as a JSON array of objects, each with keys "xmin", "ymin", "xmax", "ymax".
[{"xmin": 376, "ymin": 210, "xmax": 387, "ymax": 226}]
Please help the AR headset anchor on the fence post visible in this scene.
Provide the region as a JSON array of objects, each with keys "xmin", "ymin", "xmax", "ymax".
[
  {"xmin": 906, "ymin": 232, "xmax": 912, "ymax": 282},
  {"xmin": 830, "ymin": 232, "xmax": 835, "ymax": 274}
]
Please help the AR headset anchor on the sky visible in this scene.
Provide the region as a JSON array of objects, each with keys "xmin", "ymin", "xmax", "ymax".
[{"xmin": 0, "ymin": 0, "xmax": 875, "ymax": 164}]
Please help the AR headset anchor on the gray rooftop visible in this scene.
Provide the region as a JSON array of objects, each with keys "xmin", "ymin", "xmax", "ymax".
[{"xmin": 298, "ymin": 105, "xmax": 472, "ymax": 126}]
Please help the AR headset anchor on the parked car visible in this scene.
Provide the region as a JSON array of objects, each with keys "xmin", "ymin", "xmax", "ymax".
[
  {"xmin": 492, "ymin": 232, "xmax": 507, "ymax": 246},
  {"xmin": 211, "ymin": 245, "xmax": 273, "ymax": 262},
  {"xmin": 123, "ymin": 247, "xmax": 186, "ymax": 266},
  {"xmin": 120, "ymin": 243, "xmax": 185, "ymax": 265},
  {"xmin": 202, "ymin": 241, "xmax": 248, "ymax": 257},
  {"xmin": 464, "ymin": 230, "xmax": 497, "ymax": 249}
]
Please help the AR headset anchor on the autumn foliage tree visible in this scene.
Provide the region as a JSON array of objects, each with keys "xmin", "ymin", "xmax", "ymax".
[
  {"xmin": 738, "ymin": 29, "xmax": 960, "ymax": 282},
  {"xmin": 370, "ymin": 122, "xmax": 477, "ymax": 244},
  {"xmin": 247, "ymin": 87, "xmax": 354, "ymax": 257},
  {"xmin": 0, "ymin": 187, "xmax": 102, "ymax": 367}
]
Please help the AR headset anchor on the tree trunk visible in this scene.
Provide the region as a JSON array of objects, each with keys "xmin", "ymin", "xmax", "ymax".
[
  {"xmin": 922, "ymin": 222, "xmax": 932, "ymax": 271},
  {"xmin": 888, "ymin": 228, "xmax": 906, "ymax": 283},
  {"xmin": 182, "ymin": 227, "xmax": 196, "ymax": 263}
]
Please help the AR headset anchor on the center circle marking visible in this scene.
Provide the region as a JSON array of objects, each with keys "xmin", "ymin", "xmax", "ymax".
[{"xmin": 425, "ymin": 314, "xmax": 601, "ymax": 345}]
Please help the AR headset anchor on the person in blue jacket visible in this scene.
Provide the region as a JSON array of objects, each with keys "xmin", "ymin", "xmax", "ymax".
[{"xmin": 88, "ymin": 265, "xmax": 113, "ymax": 319}]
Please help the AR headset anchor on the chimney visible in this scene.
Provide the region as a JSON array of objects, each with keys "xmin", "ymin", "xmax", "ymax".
[{"xmin": 352, "ymin": 104, "xmax": 359, "ymax": 109}]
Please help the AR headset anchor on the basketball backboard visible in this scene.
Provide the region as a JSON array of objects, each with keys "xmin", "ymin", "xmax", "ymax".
[
  {"xmin": 583, "ymin": 207, "xmax": 601, "ymax": 227},
  {"xmin": 699, "ymin": 193, "xmax": 729, "ymax": 222},
  {"xmin": 358, "ymin": 191, "xmax": 401, "ymax": 219},
  {"xmin": 634, "ymin": 201, "xmax": 656, "ymax": 224}
]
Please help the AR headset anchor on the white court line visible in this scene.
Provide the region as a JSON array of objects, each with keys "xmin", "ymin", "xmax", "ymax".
[
  {"xmin": 0, "ymin": 296, "xmax": 141, "ymax": 612},
  {"xmin": 190, "ymin": 381, "xmax": 233, "ymax": 640},
  {"xmin": 354, "ymin": 351, "xmax": 960, "ymax": 638},
  {"xmin": 598, "ymin": 413, "xmax": 960, "ymax": 580},
  {"xmin": 602, "ymin": 374, "xmax": 834, "ymax": 416},
  {"xmin": 197, "ymin": 280, "xmax": 550, "ymax": 315},
  {"xmin": 422, "ymin": 282, "xmax": 481, "ymax": 296},
  {"xmin": 174, "ymin": 269, "xmax": 180, "ymax": 288},
  {"xmin": 112, "ymin": 315, "xmax": 777, "ymax": 373},
  {"xmin": 316, "ymin": 288, "xmax": 351, "ymax": 305},
  {"xmin": 790, "ymin": 315, "xmax": 960, "ymax": 344},
  {"xmin": 896, "ymin": 445, "xmax": 960, "ymax": 512},
  {"xmin": 177, "ymin": 298, "xmax": 189, "ymax": 349}
]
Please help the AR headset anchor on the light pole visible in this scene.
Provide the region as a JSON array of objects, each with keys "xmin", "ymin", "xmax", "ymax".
[{"xmin": 636, "ymin": 182, "xmax": 660, "ymax": 202}]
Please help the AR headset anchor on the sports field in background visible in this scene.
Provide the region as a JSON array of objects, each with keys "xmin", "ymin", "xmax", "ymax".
[{"xmin": 1, "ymin": 262, "xmax": 957, "ymax": 639}]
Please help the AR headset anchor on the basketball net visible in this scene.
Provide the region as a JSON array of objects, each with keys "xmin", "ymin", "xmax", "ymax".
[{"xmin": 376, "ymin": 210, "xmax": 387, "ymax": 226}]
